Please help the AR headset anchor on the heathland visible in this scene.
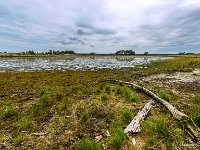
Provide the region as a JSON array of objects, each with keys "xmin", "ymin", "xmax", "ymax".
[{"xmin": 0, "ymin": 55, "xmax": 200, "ymax": 150}]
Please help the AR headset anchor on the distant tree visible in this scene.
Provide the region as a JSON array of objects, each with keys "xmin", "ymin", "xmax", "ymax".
[
  {"xmin": 144, "ymin": 52, "xmax": 149, "ymax": 55},
  {"xmin": 26, "ymin": 50, "xmax": 35, "ymax": 55},
  {"xmin": 115, "ymin": 50, "xmax": 135, "ymax": 55},
  {"xmin": 178, "ymin": 52, "xmax": 185, "ymax": 55}
]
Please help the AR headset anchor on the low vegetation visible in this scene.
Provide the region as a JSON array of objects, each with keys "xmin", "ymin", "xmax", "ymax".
[{"xmin": 0, "ymin": 56, "xmax": 199, "ymax": 149}]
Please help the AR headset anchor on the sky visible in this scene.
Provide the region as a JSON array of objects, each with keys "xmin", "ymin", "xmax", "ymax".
[{"xmin": 0, "ymin": 0, "xmax": 200, "ymax": 54}]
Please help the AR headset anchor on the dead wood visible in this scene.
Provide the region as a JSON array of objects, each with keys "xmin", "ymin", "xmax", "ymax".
[
  {"xmin": 124, "ymin": 100, "xmax": 154, "ymax": 133},
  {"xmin": 104, "ymin": 79, "xmax": 200, "ymax": 142}
]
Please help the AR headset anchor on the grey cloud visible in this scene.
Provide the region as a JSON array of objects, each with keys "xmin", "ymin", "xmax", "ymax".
[
  {"xmin": 76, "ymin": 22, "xmax": 116, "ymax": 35},
  {"xmin": 61, "ymin": 37, "xmax": 85, "ymax": 45}
]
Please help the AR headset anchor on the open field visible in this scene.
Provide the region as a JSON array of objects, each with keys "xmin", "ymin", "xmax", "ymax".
[{"xmin": 0, "ymin": 56, "xmax": 200, "ymax": 149}]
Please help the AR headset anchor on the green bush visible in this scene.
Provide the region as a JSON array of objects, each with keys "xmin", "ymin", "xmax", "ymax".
[
  {"xmin": 78, "ymin": 138, "xmax": 100, "ymax": 150},
  {"xmin": 1, "ymin": 106, "xmax": 18, "ymax": 120}
]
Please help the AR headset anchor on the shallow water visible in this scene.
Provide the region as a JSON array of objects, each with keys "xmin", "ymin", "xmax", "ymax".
[{"xmin": 0, "ymin": 56, "xmax": 170, "ymax": 72}]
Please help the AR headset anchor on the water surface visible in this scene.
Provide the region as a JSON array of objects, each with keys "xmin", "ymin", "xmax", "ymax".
[{"xmin": 0, "ymin": 56, "xmax": 170, "ymax": 72}]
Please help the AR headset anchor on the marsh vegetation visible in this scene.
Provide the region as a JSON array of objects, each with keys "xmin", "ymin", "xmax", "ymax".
[{"xmin": 0, "ymin": 56, "xmax": 200, "ymax": 149}]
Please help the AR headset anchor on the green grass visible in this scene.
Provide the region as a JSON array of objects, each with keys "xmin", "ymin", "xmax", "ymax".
[
  {"xmin": 179, "ymin": 67, "xmax": 193, "ymax": 72},
  {"xmin": 190, "ymin": 106, "xmax": 200, "ymax": 127},
  {"xmin": 78, "ymin": 138, "xmax": 101, "ymax": 150},
  {"xmin": 143, "ymin": 115, "xmax": 180, "ymax": 150},
  {"xmin": 158, "ymin": 91, "xmax": 173, "ymax": 101},
  {"xmin": 0, "ymin": 56, "xmax": 199, "ymax": 149},
  {"xmin": 12, "ymin": 133, "xmax": 27, "ymax": 146},
  {"xmin": 100, "ymin": 93, "xmax": 109, "ymax": 102},
  {"xmin": 1, "ymin": 106, "xmax": 19, "ymax": 120},
  {"xmin": 80, "ymin": 112, "xmax": 90, "ymax": 122},
  {"xmin": 105, "ymin": 83, "xmax": 111, "ymax": 94},
  {"xmin": 15, "ymin": 116, "xmax": 33, "ymax": 131},
  {"xmin": 121, "ymin": 108, "xmax": 134, "ymax": 123},
  {"xmin": 108, "ymin": 122, "xmax": 127, "ymax": 149},
  {"xmin": 192, "ymin": 95, "xmax": 200, "ymax": 103}
]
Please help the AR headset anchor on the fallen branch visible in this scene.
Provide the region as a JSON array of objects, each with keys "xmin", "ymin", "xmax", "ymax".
[
  {"xmin": 104, "ymin": 79, "xmax": 200, "ymax": 142},
  {"xmin": 124, "ymin": 100, "xmax": 154, "ymax": 133}
]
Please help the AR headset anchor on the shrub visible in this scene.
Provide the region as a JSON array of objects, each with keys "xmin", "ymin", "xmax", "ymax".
[
  {"xmin": 1, "ymin": 106, "xmax": 18, "ymax": 120},
  {"xmin": 80, "ymin": 112, "xmax": 90, "ymax": 122},
  {"xmin": 121, "ymin": 108, "xmax": 134, "ymax": 123},
  {"xmin": 78, "ymin": 138, "xmax": 100, "ymax": 150}
]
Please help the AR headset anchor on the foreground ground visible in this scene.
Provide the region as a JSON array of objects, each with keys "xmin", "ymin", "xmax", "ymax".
[{"xmin": 0, "ymin": 56, "xmax": 200, "ymax": 150}]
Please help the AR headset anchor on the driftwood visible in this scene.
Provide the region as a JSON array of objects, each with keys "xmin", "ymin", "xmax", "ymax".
[
  {"xmin": 104, "ymin": 79, "xmax": 200, "ymax": 142},
  {"xmin": 124, "ymin": 100, "xmax": 154, "ymax": 133}
]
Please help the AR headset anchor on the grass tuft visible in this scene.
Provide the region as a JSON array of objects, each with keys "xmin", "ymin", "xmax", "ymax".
[
  {"xmin": 158, "ymin": 91, "xmax": 173, "ymax": 101},
  {"xmin": 16, "ymin": 116, "xmax": 33, "ymax": 131},
  {"xmin": 80, "ymin": 112, "xmax": 90, "ymax": 122},
  {"xmin": 108, "ymin": 122, "xmax": 127, "ymax": 149},
  {"xmin": 1, "ymin": 106, "xmax": 19, "ymax": 120},
  {"xmin": 101, "ymin": 93, "xmax": 109, "ymax": 102},
  {"xmin": 78, "ymin": 138, "xmax": 100, "ymax": 150},
  {"xmin": 190, "ymin": 106, "xmax": 200, "ymax": 127},
  {"xmin": 121, "ymin": 108, "xmax": 134, "ymax": 123}
]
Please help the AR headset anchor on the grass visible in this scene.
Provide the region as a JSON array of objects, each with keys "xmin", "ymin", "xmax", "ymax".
[
  {"xmin": 158, "ymin": 91, "xmax": 174, "ymax": 101},
  {"xmin": 121, "ymin": 108, "xmax": 134, "ymax": 123},
  {"xmin": 108, "ymin": 122, "xmax": 127, "ymax": 149},
  {"xmin": 192, "ymin": 95, "xmax": 200, "ymax": 103},
  {"xmin": 80, "ymin": 112, "xmax": 90, "ymax": 122},
  {"xmin": 100, "ymin": 93, "xmax": 109, "ymax": 102},
  {"xmin": 143, "ymin": 115, "xmax": 185, "ymax": 150},
  {"xmin": 78, "ymin": 138, "xmax": 101, "ymax": 150},
  {"xmin": 0, "ymin": 56, "xmax": 199, "ymax": 149},
  {"xmin": 12, "ymin": 133, "xmax": 27, "ymax": 146},
  {"xmin": 15, "ymin": 116, "xmax": 33, "ymax": 131},
  {"xmin": 116, "ymin": 85, "xmax": 140, "ymax": 103},
  {"xmin": 105, "ymin": 83, "xmax": 111, "ymax": 94},
  {"xmin": 190, "ymin": 106, "xmax": 200, "ymax": 127},
  {"xmin": 1, "ymin": 106, "xmax": 19, "ymax": 120}
]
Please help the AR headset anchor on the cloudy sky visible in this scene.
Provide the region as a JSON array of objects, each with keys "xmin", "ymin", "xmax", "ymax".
[{"xmin": 0, "ymin": 0, "xmax": 200, "ymax": 54}]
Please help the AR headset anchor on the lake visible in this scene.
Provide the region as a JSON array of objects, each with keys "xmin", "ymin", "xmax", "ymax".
[{"xmin": 0, "ymin": 56, "xmax": 170, "ymax": 72}]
